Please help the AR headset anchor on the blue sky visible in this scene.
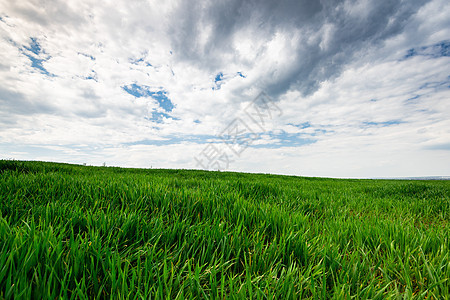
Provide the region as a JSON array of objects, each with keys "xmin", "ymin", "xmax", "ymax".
[{"xmin": 0, "ymin": 0, "xmax": 449, "ymax": 178}]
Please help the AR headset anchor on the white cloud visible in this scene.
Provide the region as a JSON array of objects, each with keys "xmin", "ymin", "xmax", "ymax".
[{"xmin": 0, "ymin": 0, "xmax": 449, "ymax": 177}]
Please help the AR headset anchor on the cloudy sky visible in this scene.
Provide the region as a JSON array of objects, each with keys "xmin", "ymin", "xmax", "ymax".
[{"xmin": 0, "ymin": 0, "xmax": 449, "ymax": 178}]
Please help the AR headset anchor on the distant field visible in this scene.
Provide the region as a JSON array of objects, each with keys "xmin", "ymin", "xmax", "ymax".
[{"xmin": 0, "ymin": 160, "xmax": 449, "ymax": 299}]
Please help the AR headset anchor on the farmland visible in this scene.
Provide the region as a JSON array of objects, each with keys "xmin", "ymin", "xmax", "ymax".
[{"xmin": 0, "ymin": 160, "xmax": 449, "ymax": 298}]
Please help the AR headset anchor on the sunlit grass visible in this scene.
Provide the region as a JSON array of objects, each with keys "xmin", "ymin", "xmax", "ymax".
[{"xmin": 0, "ymin": 160, "xmax": 449, "ymax": 298}]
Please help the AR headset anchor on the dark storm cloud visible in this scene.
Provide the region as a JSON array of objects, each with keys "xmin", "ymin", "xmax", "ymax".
[{"xmin": 169, "ymin": 0, "xmax": 429, "ymax": 97}]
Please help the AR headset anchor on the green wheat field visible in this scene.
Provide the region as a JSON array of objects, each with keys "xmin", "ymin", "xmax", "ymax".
[{"xmin": 0, "ymin": 160, "xmax": 449, "ymax": 299}]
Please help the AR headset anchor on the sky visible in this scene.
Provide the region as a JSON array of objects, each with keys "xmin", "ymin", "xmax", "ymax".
[{"xmin": 0, "ymin": 0, "xmax": 449, "ymax": 178}]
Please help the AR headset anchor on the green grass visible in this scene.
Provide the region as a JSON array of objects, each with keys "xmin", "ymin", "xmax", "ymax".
[{"xmin": 0, "ymin": 160, "xmax": 449, "ymax": 299}]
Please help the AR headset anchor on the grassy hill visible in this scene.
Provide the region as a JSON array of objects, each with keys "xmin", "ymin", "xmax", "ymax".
[{"xmin": 0, "ymin": 160, "xmax": 449, "ymax": 299}]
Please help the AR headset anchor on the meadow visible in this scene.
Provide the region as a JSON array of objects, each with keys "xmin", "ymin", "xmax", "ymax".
[{"xmin": 0, "ymin": 160, "xmax": 448, "ymax": 299}]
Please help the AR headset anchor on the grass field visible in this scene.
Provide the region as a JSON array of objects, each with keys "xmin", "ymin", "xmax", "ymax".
[{"xmin": 0, "ymin": 160, "xmax": 449, "ymax": 299}]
